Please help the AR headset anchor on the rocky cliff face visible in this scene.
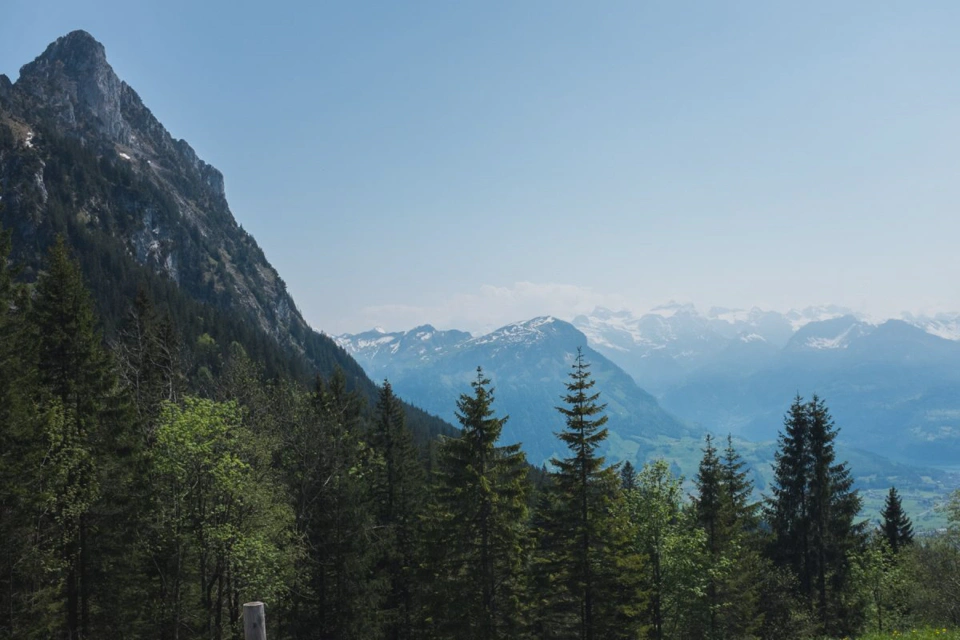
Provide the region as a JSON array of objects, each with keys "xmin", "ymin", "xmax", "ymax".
[{"xmin": 0, "ymin": 31, "xmax": 299, "ymax": 347}]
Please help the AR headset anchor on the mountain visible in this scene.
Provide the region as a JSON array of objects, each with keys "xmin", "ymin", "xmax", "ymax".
[
  {"xmin": 339, "ymin": 315, "xmax": 958, "ymax": 526},
  {"xmin": 338, "ymin": 317, "xmax": 698, "ymax": 465},
  {"xmin": 573, "ymin": 305, "xmax": 960, "ymax": 466},
  {"xmin": 0, "ymin": 31, "xmax": 453, "ymax": 442}
]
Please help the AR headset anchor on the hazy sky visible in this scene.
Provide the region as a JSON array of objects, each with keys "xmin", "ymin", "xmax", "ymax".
[{"xmin": 3, "ymin": 1, "xmax": 959, "ymax": 334}]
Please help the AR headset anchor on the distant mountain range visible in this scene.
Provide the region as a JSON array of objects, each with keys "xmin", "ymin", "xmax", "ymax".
[
  {"xmin": 340, "ymin": 304, "xmax": 960, "ymax": 468},
  {"xmin": 574, "ymin": 304, "xmax": 960, "ymax": 466},
  {"xmin": 337, "ymin": 317, "xmax": 699, "ymax": 465},
  {"xmin": 338, "ymin": 311, "xmax": 960, "ymax": 526}
]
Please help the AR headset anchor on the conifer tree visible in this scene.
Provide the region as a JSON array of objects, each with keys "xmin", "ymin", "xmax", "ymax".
[
  {"xmin": 299, "ymin": 370, "xmax": 383, "ymax": 640},
  {"xmin": 372, "ymin": 380, "xmax": 426, "ymax": 640},
  {"xmin": 807, "ymin": 394, "xmax": 863, "ymax": 634},
  {"xmin": 766, "ymin": 394, "xmax": 864, "ymax": 637},
  {"xmin": 693, "ymin": 435, "xmax": 764, "ymax": 639},
  {"xmin": 113, "ymin": 289, "xmax": 184, "ymax": 436},
  {"xmin": 0, "ymin": 224, "xmax": 42, "ymax": 637},
  {"xmin": 694, "ymin": 434, "xmax": 723, "ymax": 637},
  {"xmin": 30, "ymin": 236, "xmax": 124, "ymax": 638},
  {"xmin": 696, "ymin": 435, "xmax": 723, "ymax": 557},
  {"xmin": 620, "ymin": 460, "xmax": 637, "ymax": 492},
  {"xmin": 538, "ymin": 349, "xmax": 644, "ymax": 640},
  {"xmin": 768, "ymin": 395, "xmax": 813, "ymax": 596},
  {"xmin": 425, "ymin": 368, "xmax": 530, "ymax": 640},
  {"xmin": 880, "ymin": 486, "xmax": 914, "ymax": 554}
]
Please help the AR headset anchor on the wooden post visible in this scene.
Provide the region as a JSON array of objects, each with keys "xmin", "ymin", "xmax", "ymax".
[{"xmin": 243, "ymin": 601, "xmax": 266, "ymax": 640}]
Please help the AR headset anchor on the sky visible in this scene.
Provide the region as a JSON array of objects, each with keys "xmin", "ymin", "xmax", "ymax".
[{"xmin": 2, "ymin": 1, "xmax": 960, "ymax": 334}]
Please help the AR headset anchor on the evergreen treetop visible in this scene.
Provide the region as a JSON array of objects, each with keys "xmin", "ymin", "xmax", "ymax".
[{"xmin": 880, "ymin": 486, "xmax": 914, "ymax": 554}]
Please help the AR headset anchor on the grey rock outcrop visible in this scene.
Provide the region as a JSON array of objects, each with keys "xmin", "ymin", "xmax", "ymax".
[
  {"xmin": 0, "ymin": 31, "xmax": 297, "ymax": 344},
  {"xmin": 16, "ymin": 31, "xmax": 129, "ymax": 141},
  {"xmin": 0, "ymin": 74, "xmax": 12, "ymax": 106}
]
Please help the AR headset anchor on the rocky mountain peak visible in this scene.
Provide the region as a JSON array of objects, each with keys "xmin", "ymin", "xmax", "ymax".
[
  {"xmin": 16, "ymin": 30, "xmax": 128, "ymax": 142},
  {"xmin": 11, "ymin": 31, "xmax": 226, "ymax": 203}
]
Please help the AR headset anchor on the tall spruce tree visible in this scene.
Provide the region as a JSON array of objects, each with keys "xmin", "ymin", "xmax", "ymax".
[
  {"xmin": 30, "ymin": 236, "xmax": 128, "ymax": 638},
  {"xmin": 767, "ymin": 394, "xmax": 864, "ymax": 637},
  {"xmin": 880, "ymin": 486, "xmax": 914, "ymax": 554},
  {"xmin": 808, "ymin": 395, "xmax": 863, "ymax": 634},
  {"xmin": 425, "ymin": 368, "xmax": 530, "ymax": 640},
  {"xmin": 768, "ymin": 395, "xmax": 813, "ymax": 596},
  {"xmin": 694, "ymin": 435, "xmax": 724, "ymax": 638},
  {"xmin": 538, "ymin": 349, "xmax": 644, "ymax": 640},
  {"xmin": 0, "ymin": 224, "xmax": 42, "ymax": 637},
  {"xmin": 303, "ymin": 371, "xmax": 383, "ymax": 640},
  {"xmin": 693, "ymin": 435, "xmax": 763, "ymax": 640},
  {"xmin": 372, "ymin": 380, "xmax": 426, "ymax": 640},
  {"xmin": 113, "ymin": 289, "xmax": 184, "ymax": 437}
]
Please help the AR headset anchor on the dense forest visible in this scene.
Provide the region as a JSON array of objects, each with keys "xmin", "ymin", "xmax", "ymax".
[{"xmin": 1, "ymin": 236, "xmax": 959, "ymax": 640}]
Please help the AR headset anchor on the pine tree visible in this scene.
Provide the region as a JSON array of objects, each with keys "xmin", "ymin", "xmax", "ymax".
[
  {"xmin": 425, "ymin": 368, "xmax": 530, "ymax": 640},
  {"xmin": 694, "ymin": 434, "xmax": 723, "ymax": 637},
  {"xmin": 538, "ymin": 349, "xmax": 644, "ymax": 640},
  {"xmin": 766, "ymin": 394, "xmax": 864, "ymax": 637},
  {"xmin": 30, "ymin": 236, "xmax": 123, "ymax": 638},
  {"xmin": 721, "ymin": 435, "xmax": 759, "ymax": 533},
  {"xmin": 880, "ymin": 486, "xmax": 914, "ymax": 554},
  {"xmin": 693, "ymin": 435, "xmax": 764, "ymax": 640},
  {"xmin": 768, "ymin": 395, "xmax": 813, "ymax": 598},
  {"xmin": 620, "ymin": 460, "xmax": 637, "ymax": 492},
  {"xmin": 807, "ymin": 395, "xmax": 863, "ymax": 635},
  {"xmin": 0, "ymin": 224, "xmax": 43, "ymax": 637},
  {"xmin": 696, "ymin": 435, "xmax": 723, "ymax": 557},
  {"xmin": 302, "ymin": 370, "xmax": 383, "ymax": 640},
  {"xmin": 113, "ymin": 289, "xmax": 184, "ymax": 437},
  {"xmin": 372, "ymin": 380, "xmax": 426, "ymax": 640}
]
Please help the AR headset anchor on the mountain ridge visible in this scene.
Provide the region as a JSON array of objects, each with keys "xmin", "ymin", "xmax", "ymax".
[
  {"xmin": 338, "ymin": 316, "xmax": 698, "ymax": 465},
  {"xmin": 0, "ymin": 30, "xmax": 455, "ymax": 442}
]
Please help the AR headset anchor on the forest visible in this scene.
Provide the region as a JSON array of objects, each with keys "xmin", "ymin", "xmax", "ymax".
[{"xmin": 1, "ymin": 235, "xmax": 959, "ymax": 640}]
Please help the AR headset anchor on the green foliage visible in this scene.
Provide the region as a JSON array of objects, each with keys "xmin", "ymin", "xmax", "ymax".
[
  {"xmin": 534, "ymin": 350, "xmax": 645, "ymax": 640},
  {"xmin": 628, "ymin": 459, "xmax": 707, "ymax": 639},
  {"xmin": 692, "ymin": 435, "xmax": 764, "ymax": 639},
  {"xmin": 766, "ymin": 394, "xmax": 865, "ymax": 638},
  {"xmin": 150, "ymin": 397, "xmax": 295, "ymax": 638},
  {"xmin": 280, "ymin": 371, "xmax": 384, "ymax": 640},
  {"xmin": 2, "ymin": 185, "xmax": 960, "ymax": 639},
  {"xmin": 853, "ymin": 534, "xmax": 911, "ymax": 634},
  {"xmin": 881, "ymin": 486, "xmax": 915, "ymax": 555},
  {"xmin": 372, "ymin": 380, "xmax": 427, "ymax": 640},
  {"xmin": 424, "ymin": 368, "xmax": 530, "ymax": 639}
]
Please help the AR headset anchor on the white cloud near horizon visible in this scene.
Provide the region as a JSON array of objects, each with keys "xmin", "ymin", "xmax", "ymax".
[
  {"xmin": 350, "ymin": 282, "xmax": 635, "ymax": 335},
  {"xmin": 329, "ymin": 282, "xmax": 960, "ymax": 338}
]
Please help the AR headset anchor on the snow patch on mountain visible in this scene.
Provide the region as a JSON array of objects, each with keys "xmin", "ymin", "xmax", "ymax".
[
  {"xmin": 902, "ymin": 313, "xmax": 960, "ymax": 342},
  {"xmin": 470, "ymin": 316, "xmax": 563, "ymax": 346},
  {"xmin": 804, "ymin": 325, "xmax": 861, "ymax": 349}
]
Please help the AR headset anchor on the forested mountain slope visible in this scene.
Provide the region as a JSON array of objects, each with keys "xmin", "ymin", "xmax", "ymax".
[{"xmin": 0, "ymin": 30, "xmax": 452, "ymax": 440}]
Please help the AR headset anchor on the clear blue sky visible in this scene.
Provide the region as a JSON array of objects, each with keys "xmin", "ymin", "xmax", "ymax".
[{"xmin": 3, "ymin": 1, "xmax": 959, "ymax": 334}]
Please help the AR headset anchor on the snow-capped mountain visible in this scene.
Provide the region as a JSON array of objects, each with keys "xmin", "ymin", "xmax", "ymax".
[
  {"xmin": 340, "ymin": 304, "xmax": 960, "ymax": 467},
  {"xmin": 567, "ymin": 305, "xmax": 960, "ymax": 466},
  {"xmin": 337, "ymin": 317, "xmax": 697, "ymax": 465},
  {"xmin": 902, "ymin": 312, "xmax": 960, "ymax": 342},
  {"xmin": 572, "ymin": 304, "xmax": 960, "ymax": 391},
  {"xmin": 335, "ymin": 325, "xmax": 472, "ymax": 376}
]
